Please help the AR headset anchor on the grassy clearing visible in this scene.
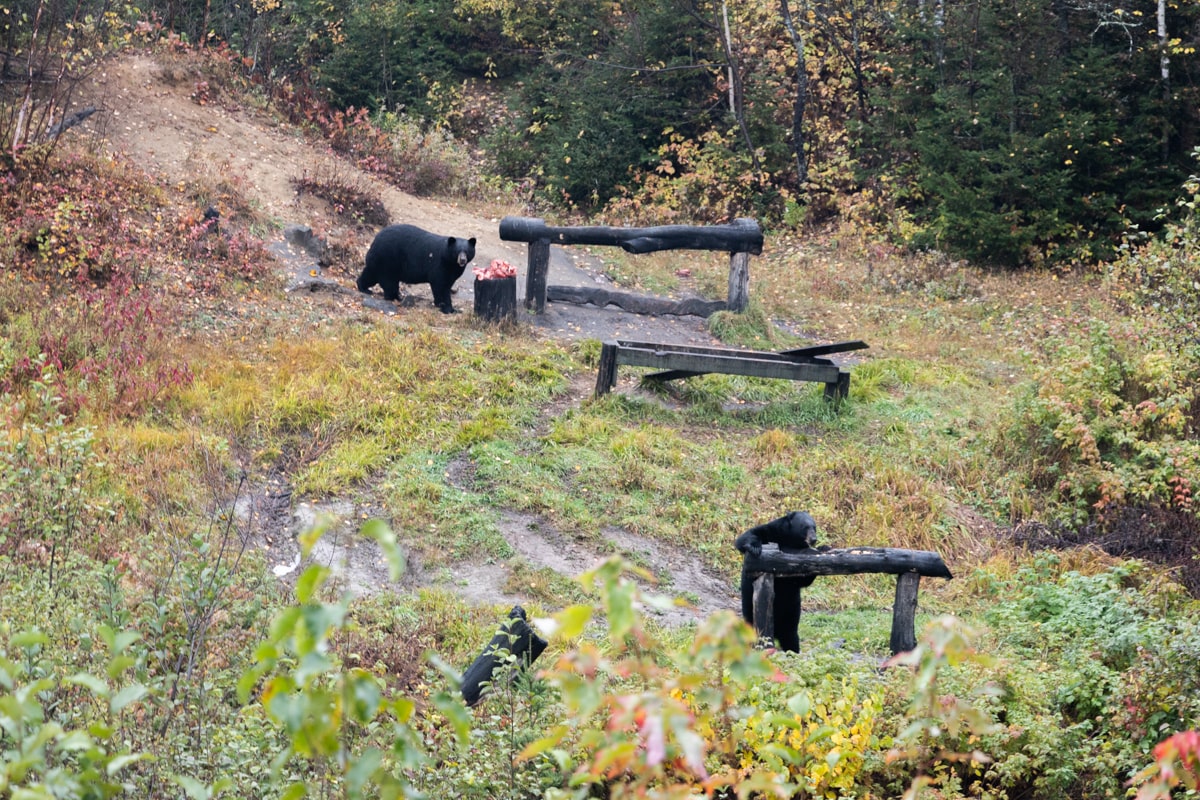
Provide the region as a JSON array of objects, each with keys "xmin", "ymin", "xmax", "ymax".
[{"xmin": 3, "ymin": 99, "xmax": 1199, "ymax": 797}]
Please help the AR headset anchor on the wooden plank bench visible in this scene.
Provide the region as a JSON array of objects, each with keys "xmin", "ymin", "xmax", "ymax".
[
  {"xmin": 743, "ymin": 545, "xmax": 953, "ymax": 654},
  {"xmin": 594, "ymin": 339, "xmax": 868, "ymax": 400}
]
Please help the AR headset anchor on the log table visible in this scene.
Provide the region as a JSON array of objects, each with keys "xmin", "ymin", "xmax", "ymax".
[{"xmin": 742, "ymin": 545, "xmax": 953, "ymax": 655}]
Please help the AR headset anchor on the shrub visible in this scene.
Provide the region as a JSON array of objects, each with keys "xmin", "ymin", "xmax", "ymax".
[
  {"xmin": 734, "ymin": 678, "xmax": 883, "ymax": 797},
  {"xmin": 1108, "ymin": 147, "xmax": 1200, "ymax": 360},
  {"xmin": 603, "ymin": 129, "xmax": 789, "ymax": 226},
  {"xmin": 291, "ymin": 163, "xmax": 390, "ymax": 227},
  {"xmin": 1001, "ymin": 319, "xmax": 1200, "ymax": 528},
  {"xmin": 0, "ymin": 627, "xmax": 150, "ymax": 798},
  {"xmin": 374, "ymin": 110, "xmax": 478, "ymax": 198},
  {"xmin": 0, "ymin": 363, "xmax": 109, "ymax": 588}
]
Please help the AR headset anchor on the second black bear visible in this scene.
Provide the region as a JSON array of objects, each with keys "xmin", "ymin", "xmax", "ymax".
[
  {"xmin": 357, "ymin": 224, "xmax": 476, "ymax": 313},
  {"xmin": 735, "ymin": 510, "xmax": 819, "ymax": 652}
]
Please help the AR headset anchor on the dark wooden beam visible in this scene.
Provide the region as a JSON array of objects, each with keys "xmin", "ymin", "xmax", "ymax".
[
  {"xmin": 645, "ymin": 340, "xmax": 868, "ymax": 382},
  {"xmin": 743, "ymin": 546, "xmax": 953, "ymax": 580},
  {"xmin": 500, "ymin": 216, "xmax": 763, "ymax": 255},
  {"xmin": 546, "ymin": 285, "xmax": 726, "ymax": 318},
  {"xmin": 613, "ymin": 345, "xmax": 840, "ymax": 385}
]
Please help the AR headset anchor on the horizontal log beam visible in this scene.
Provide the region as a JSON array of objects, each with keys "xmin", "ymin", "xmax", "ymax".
[
  {"xmin": 547, "ymin": 285, "xmax": 726, "ymax": 318},
  {"xmin": 500, "ymin": 216, "xmax": 763, "ymax": 255},
  {"xmin": 743, "ymin": 546, "xmax": 953, "ymax": 580},
  {"xmin": 638, "ymin": 339, "xmax": 867, "ymax": 382},
  {"xmin": 615, "ymin": 346, "xmax": 842, "ymax": 384},
  {"xmin": 778, "ymin": 340, "xmax": 870, "ymax": 361}
]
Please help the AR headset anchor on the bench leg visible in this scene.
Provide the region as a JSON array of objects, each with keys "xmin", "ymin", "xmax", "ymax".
[
  {"xmin": 824, "ymin": 370, "xmax": 851, "ymax": 402},
  {"xmin": 595, "ymin": 342, "xmax": 619, "ymax": 396},
  {"xmin": 752, "ymin": 573, "xmax": 775, "ymax": 642},
  {"xmin": 524, "ymin": 238, "xmax": 551, "ymax": 314},
  {"xmin": 889, "ymin": 572, "xmax": 921, "ymax": 654}
]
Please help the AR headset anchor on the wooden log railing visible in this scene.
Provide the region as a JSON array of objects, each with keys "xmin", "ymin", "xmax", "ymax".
[
  {"xmin": 498, "ymin": 216, "xmax": 764, "ymax": 314},
  {"xmin": 743, "ymin": 545, "xmax": 953, "ymax": 655}
]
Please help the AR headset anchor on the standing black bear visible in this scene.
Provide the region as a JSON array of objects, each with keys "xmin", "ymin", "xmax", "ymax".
[
  {"xmin": 357, "ymin": 224, "xmax": 476, "ymax": 313},
  {"xmin": 734, "ymin": 511, "xmax": 819, "ymax": 652}
]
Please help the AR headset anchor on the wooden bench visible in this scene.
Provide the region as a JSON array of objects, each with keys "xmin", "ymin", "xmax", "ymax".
[
  {"xmin": 594, "ymin": 339, "xmax": 868, "ymax": 400},
  {"xmin": 743, "ymin": 545, "xmax": 953, "ymax": 654}
]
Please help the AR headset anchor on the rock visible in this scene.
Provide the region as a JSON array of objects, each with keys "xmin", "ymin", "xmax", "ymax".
[{"xmin": 283, "ymin": 223, "xmax": 327, "ymax": 259}]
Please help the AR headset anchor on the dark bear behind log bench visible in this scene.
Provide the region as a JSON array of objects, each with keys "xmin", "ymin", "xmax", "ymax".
[
  {"xmin": 735, "ymin": 510, "xmax": 820, "ymax": 652},
  {"xmin": 357, "ymin": 224, "xmax": 476, "ymax": 313}
]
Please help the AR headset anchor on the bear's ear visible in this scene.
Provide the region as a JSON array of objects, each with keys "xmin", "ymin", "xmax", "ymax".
[
  {"xmin": 447, "ymin": 237, "xmax": 456, "ymax": 245},
  {"xmin": 468, "ymin": 238, "xmax": 477, "ymax": 246}
]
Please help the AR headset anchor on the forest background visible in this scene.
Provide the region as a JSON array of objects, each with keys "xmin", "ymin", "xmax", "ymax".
[{"xmin": 3, "ymin": 0, "xmax": 1200, "ymax": 798}]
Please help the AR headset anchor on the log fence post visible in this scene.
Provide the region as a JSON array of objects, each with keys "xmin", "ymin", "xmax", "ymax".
[
  {"xmin": 524, "ymin": 238, "xmax": 551, "ymax": 314},
  {"xmin": 889, "ymin": 572, "xmax": 921, "ymax": 654},
  {"xmin": 728, "ymin": 251, "xmax": 750, "ymax": 313},
  {"xmin": 595, "ymin": 342, "xmax": 619, "ymax": 395}
]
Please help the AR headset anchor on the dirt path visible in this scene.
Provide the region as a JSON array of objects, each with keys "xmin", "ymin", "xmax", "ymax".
[{"xmin": 80, "ymin": 50, "xmax": 736, "ymax": 623}]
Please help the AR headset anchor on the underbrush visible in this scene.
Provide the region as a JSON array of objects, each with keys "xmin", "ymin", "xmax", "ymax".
[
  {"xmin": 291, "ymin": 162, "xmax": 390, "ymax": 228},
  {"xmin": 4, "ymin": 534, "xmax": 1196, "ymax": 800}
]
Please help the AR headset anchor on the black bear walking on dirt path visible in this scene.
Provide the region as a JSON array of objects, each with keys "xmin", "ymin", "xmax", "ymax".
[{"xmin": 357, "ymin": 224, "xmax": 477, "ymax": 313}]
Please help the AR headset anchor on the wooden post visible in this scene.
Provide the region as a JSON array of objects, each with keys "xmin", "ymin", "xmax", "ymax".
[
  {"xmin": 752, "ymin": 573, "xmax": 775, "ymax": 641},
  {"xmin": 524, "ymin": 238, "xmax": 551, "ymax": 313},
  {"xmin": 595, "ymin": 342, "xmax": 619, "ymax": 396},
  {"xmin": 727, "ymin": 251, "xmax": 750, "ymax": 313},
  {"xmin": 823, "ymin": 370, "xmax": 851, "ymax": 402},
  {"xmin": 889, "ymin": 572, "xmax": 921, "ymax": 655}
]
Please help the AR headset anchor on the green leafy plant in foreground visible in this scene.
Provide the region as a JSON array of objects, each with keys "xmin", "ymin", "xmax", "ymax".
[
  {"xmin": 1131, "ymin": 729, "xmax": 1200, "ymax": 799},
  {"xmin": 237, "ymin": 517, "xmax": 468, "ymax": 799},
  {"xmin": 733, "ymin": 678, "xmax": 883, "ymax": 798},
  {"xmin": 0, "ymin": 360, "xmax": 109, "ymax": 589},
  {"xmin": 0, "ymin": 627, "xmax": 149, "ymax": 799}
]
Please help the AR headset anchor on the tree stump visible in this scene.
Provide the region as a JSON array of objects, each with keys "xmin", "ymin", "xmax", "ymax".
[{"xmin": 474, "ymin": 276, "xmax": 518, "ymax": 323}]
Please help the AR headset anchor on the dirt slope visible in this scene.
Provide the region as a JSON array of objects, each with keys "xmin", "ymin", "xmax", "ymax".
[
  {"xmin": 73, "ymin": 50, "xmax": 738, "ymax": 625},
  {"xmin": 84, "ymin": 51, "xmax": 721, "ymax": 344}
]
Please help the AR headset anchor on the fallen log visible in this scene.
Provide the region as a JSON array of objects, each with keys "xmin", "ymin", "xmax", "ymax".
[
  {"xmin": 547, "ymin": 285, "xmax": 726, "ymax": 318},
  {"xmin": 46, "ymin": 106, "xmax": 97, "ymax": 139}
]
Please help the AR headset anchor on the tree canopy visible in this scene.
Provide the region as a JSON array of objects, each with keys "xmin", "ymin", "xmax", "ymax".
[{"xmin": 4, "ymin": 0, "xmax": 1197, "ymax": 265}]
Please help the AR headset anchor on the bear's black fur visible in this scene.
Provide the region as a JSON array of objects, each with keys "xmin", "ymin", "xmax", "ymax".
[
  {"xmin": 735, "ymin": 511, "xmax": 819, "ymax": 652},
  {"xmin": 357, "ymin": 224, "xmax": 476, "ymax": 313}
]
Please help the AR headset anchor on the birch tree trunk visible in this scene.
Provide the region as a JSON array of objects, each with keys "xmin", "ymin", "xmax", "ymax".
[
  {"xmin": 1159, "ymin": 0, "xmax": 1170, "ymax": 162},
  {"xmin": 779, "ymin": 0, "xmax": 809, "ymax": 188},
  {"xmin": 720, "ymin": 2, "xmax": 761, "ymax": 171}
]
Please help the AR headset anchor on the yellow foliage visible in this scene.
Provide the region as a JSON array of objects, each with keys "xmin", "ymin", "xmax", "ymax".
[{"xmin": 735, "ymin": 681, "xmax": 882, "ymax": 798}]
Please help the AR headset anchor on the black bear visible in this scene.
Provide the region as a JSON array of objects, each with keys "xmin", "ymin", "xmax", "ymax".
[
  {"xmin": 734, "ymin": 511, "xmax": 819, "ymax": 652},
  {"xmin": 357, "ymin": 224, "xmax": 477, "ymax": 313}
]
